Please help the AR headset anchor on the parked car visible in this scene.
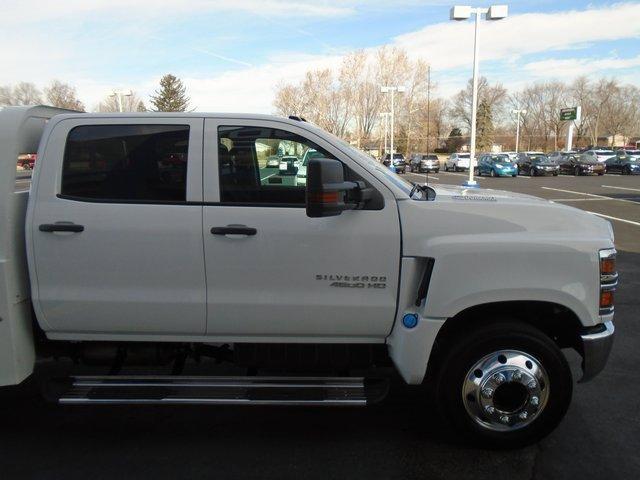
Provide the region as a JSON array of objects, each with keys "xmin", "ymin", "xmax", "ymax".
[
  {"xmin": 382, "ymin": 153, "xmax": 406, "ymax": 174},
  {"xmin": 604, "ymin": 151, "xmax": 640, "ymax": 175},
  {"xmin": 409, "ymin": 153, "xmax": 439, "ymax": 173},
  {"xmin": 266, "ymin": 155, "xmax": 281, "ymax": 168},
  {"xmin": 502, "ymin": 151, "xmax": 518, "ymax": 162},
  {"xmin": 17, "ymin": 153, "xmax": 37, "ymax": 170},
  {"xmin": 278, "ymin": 155, "xmax": 299, "ymax": 175},
  {"xmin": 477, "ymin": 154, "xmax": 517, "ymax": 177},
  {"xmin": 548, "ymin": 151, "xmax": 577, "ymax": 165},
  {"xmin": 516, "ymin": 153, "xmax": 559, "ymax": 176},
  {"xmin": 558, "ymin": 154, "xmax": 605, "ymax": 176},
  {"xmin": 445, "ymin": 152, "xmax": 476, "ymax": 172},
  {"xmin": 0, "ymin": 106, "xmax": 617, "ymax": 448},
  {"xmin": 581, "ymin": 149, "xmax": 616, "ymax": 163},
  {"xmin": 295, "ymin": 148, "xmax": 325, "ymax": 186}
]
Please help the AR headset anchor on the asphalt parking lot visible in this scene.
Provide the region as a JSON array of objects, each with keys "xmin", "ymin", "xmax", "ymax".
[{"xmin": 4, "ymin": 170, "xmax": 639, "ymax": 479}]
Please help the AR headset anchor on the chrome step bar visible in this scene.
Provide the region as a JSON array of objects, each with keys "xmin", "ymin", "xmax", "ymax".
[{"xmin": 54, "ymin": 375, "xmax": 389, "ymax": 406}]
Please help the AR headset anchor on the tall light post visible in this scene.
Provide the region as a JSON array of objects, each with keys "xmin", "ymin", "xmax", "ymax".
[
  {"xmin": 450, "ymin": 5, "xmax": 508, "ymax": 187},
  {"xmin": 381, "ymin": 86, "xmax": 405, "ymax": 162},
  {"xmin": 110, "ymin": 89, "xmax": 133, "ymax": 112},
  {"xmin": 512, "ymin": 108, "xmax": 526, "ymax": 153},
  {"xmin": 379, "ymin": 112, "xmax": 391, "ymax": 160}
]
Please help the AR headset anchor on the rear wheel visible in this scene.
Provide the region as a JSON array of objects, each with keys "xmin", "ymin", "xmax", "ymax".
[{"xmin": 434, "ymin": 320, "xmax": 572, "ymax": 448}]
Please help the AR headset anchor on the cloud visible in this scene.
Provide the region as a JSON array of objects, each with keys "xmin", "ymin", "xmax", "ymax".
[
  {"xmin": 393, "ymin": 2, "xmax": 640, "ymax": 70},
  {"xmin": 1, "ymin": 2, "xmax": 640, "ymax": 113},
  {"xmin": 0, "ymin": 0, "xmax": 354, "ymax": 23},
  {"xmin": 522, "ymin": 55, "xmax": 640, "ymax": 78}
]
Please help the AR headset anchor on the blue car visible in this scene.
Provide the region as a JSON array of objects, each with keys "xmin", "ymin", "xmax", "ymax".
[{"xmin": 477, "ymin": 154, "xmax": 518, "ymax": 177}]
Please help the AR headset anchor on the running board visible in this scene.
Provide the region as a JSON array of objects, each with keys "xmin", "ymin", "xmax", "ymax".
[{"xmin": 52, "ymin": 376, "xmax": 389, "ymax": 406}]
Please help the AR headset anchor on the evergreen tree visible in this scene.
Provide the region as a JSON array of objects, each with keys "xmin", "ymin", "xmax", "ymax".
[
  {"xmin": 136, "ymin": 100, "xmax": 147, "ymax": 112},
  {"xmin": 475, "ymin": 99, "xmax": 494, "ymax": 152},
  {"xmin": 446, "ymin": 127, "xmax": 464, "ymax": 153},
  {"xmin": 150, "ymin": 74, "xmax": 190, "ymax": 112}
]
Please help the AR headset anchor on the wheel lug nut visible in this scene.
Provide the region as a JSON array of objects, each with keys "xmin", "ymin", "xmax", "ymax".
[
  {"xmin": 484, "ymin": 405, "xmax": 495, "ymax": 415},
  {"xmin": 493, "ymin": 373, "xmax": 506, "ymax": 384},
  {"xmin": 481, "ymin": 387, "xmax": 494, "ymax": 399},
  {"xmin": 530, "ymin": 396, "xmax": 539, "ymax": 407},
  {"xmin": 518, "ymin": 411, "xmax": 528, "ymax": 420},
  {"xmin": 512, "ymin": 370, "xmax": 522, "ymax": 381},
  {"xmin": 527, "ymin": 380, "xmax": 537, "ymax": 389},
  {"xmin": 500, "ymin": 415, "xmax": 510, "ymax": 424}
]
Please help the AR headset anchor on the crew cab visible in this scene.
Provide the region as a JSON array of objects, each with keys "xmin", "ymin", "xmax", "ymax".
[{"xmin": 0, "ymin": 107, "xmax": 616, "ymax": 447}]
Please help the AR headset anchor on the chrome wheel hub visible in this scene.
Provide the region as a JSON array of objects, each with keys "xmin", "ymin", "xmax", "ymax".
[{"xmin": 462, "ymin": 350, "xmax": 549, "ymax": 432}]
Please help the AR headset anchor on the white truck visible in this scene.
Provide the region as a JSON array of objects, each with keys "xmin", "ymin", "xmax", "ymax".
[{"xmin": 1, "ymin": 106, "xmax": 616, "ymax": 447}]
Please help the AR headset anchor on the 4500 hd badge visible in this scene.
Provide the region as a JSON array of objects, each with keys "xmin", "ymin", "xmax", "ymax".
[{"xmin": 316, "ymin": 274, "xmax": 387, "ymax": 289}]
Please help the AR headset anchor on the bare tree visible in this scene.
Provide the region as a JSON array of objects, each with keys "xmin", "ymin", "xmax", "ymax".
[
  {"xmin": 450, "ymin": 77, "xmax": 507, "ymax": 134},
  {"xmin": 44, "ymin": 80, "xmax": 85, "ymax": 111},
  {"xmin": 12, "ymin": 82, "xmax": 42, "ymax": 105},
  {"xmin": 0, "ymin": 86, "xmax": 13, "ymax": 106}
]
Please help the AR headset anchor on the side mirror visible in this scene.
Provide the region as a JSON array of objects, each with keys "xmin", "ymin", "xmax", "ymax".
[{"xmin": 306, "ymin": 158, "xmax": 359, "ymax": 218}]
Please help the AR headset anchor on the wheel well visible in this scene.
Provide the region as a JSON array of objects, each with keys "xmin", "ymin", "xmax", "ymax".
[{"xmin": 425, "ymin": 301, "xmax": 583, "ymax": 381}]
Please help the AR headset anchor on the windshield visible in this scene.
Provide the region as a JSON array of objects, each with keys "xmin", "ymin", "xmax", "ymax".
[
  {"xmin": 594, "ymin": 150, "xmax": 614, "ymax": 155},
  {"xmin": 457, "ymin": 153, "xmax": 470, "ymax": 159},
  {"xmin": 530, "ymin": 155, "xmax": 549, "ymax": 163},
  {"xmin": 393, "ymin": 154, "xmax": 404, "ymax": 159},
  {"xmin": 489, "ymin": 155, "xmax": 510, "ymax": 162},
  {"xmin": 423, "ymin": 155, "xmax": 438, "ymax": 160}
]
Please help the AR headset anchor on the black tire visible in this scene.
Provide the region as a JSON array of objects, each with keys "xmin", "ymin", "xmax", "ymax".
[
  {"xmin": 574, "ymin": 166, "xmax": 581, "ymax": 176},
  {"xmin": 434, "ymin": 320, "xmax": 573, "ymax": 448},
  {"xmin": 530, "ymin": 167, "xmax": 536, "ymax": 177},
  {"xmin": 624, "ymin": 166, "xmax": 631, "ymax": 175},
  {"xmin": 490, "ymin": 169, "xmax": 496, "ymax": 177}
]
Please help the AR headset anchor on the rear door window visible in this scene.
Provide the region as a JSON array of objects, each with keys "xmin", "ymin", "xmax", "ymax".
[{"xmin": 62, "ymin": 124, "xmax": 190, "ymax": 202}]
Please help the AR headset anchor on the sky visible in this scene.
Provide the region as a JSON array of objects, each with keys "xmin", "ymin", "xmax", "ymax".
[{"xmin": 1, "ymin": 1, "xmax": 639, "ymax": 112}]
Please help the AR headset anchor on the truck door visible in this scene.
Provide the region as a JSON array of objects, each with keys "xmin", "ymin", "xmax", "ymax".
[
  {"xmin": 29, "ymin": 118, "xmax": 207, "ymax": 335},
  {"xmin": 202, "ymin": 119, "xmax": 401, "ymax": 341}
]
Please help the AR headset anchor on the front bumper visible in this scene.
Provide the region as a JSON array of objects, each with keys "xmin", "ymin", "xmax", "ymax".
[
  {"xmin": 579, "ymin": 321, "xmax": 615, "ymax": 382},
  {"xmin": 495, "ymin": 169, "xmax": 517, "ymax": 176}
]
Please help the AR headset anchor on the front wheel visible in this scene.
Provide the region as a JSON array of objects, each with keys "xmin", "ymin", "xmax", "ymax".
[
  {"xmin": 624, "ymin": 166, "xmax": 631, "ymax": 175},
  {"xmin": 574, "ymin": 166, "xmax": 581, "ymax": 176},
  {"xmin": 434, "ymin": 321, "xmax": 572, "ymax": 448},
  {"xmin": 490, "ymin": 169, "xmax": 496, "ymax": 177}
]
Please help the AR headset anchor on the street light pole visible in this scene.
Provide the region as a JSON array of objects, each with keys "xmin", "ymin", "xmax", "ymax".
[
  {"xmin": 381, "ymin": 86, "xmax": 406, "ymax": 162},
  {"xmin": 110, "ymin": 89, "xmax": 133, "ymax": 112},
  {"xmin": 379, "ymin": 112, "xmax": 390, "ymax": 159},
  {"xmin": 512, "ymin": 108, "xmax": 526, "ymax": 153},
  {"xmin": 450, "ymin": 5, "xmax": 508, "ymax": 188}
]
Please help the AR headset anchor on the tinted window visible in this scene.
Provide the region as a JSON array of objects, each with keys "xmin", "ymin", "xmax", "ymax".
[
  {"xmin": 218, "ymin": 126, "xmax": 334, "ymax": 205},
  {"xmin": 62, "ymin": 124, "xmax": 189, "ymax": 202}
]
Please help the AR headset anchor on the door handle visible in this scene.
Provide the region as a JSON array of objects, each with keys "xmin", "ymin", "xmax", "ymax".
[
  {"xmin": 39, "ymin": 223, "xmax": 84, "ymax": 233},
  {"xmin": 211, "ymin": 226, "xmax": 257, "ymax": 236}
]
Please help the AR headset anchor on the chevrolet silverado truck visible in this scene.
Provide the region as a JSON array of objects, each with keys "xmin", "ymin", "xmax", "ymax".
[{"xmin": 0, "ymin": 106, "xmax": 616, "ymax": 447}]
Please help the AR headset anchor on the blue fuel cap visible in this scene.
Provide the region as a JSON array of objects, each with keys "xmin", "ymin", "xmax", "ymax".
[{"xmin": 402, "ymin": 313, "xmax": 419, "ymax": 329}]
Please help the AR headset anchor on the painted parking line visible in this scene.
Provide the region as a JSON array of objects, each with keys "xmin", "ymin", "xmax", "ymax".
[
  {"xmin": 260, "ymin": 173, "xmax": 276, "ymax": 181},
  {"xmin": 586, "ymin": 211, "xmax": 640, "ymax": 227},
  {"xmin": 601, "ymin": 185, "xmax": 640, "ymax": 193},
  {"xmin": 541, "ymin": 187, "xmax": 640, "ymax": 205},
  {"xmin": 406, "ymin": 174, "xmax": 440, "ymax": 181}
]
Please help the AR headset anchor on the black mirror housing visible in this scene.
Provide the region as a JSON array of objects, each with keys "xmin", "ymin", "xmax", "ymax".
[{"xmin": 306, "ymin": 158, "xmax": 358, "ymax": 218}]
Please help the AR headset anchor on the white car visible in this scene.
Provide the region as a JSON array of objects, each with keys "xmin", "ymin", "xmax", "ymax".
[
  {"xmin": 295, "ymin": 148, "xmax": 325, "ymax": 186},
  {"xmin": 278, "ymin": 155, "xmax": 300, "ymax": 175},
  {"xmin": 582, "ymin": 149, "xmax": 616, "ymax": 163},
  {"xmin": 502, "ymin": 151, "xmax": 518, "ymax": 162},
  {"xmin": 445, "ymin": 153, "xmax": 477, "ymax": 172}
]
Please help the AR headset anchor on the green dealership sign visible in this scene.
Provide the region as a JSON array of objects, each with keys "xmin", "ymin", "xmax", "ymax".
[{"xmin": 560, "ymin": 107, "xmax": 578, "ymax": 121}]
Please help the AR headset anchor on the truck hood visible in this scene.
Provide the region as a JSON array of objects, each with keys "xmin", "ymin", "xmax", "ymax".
[{"xmin": 399, "ymin": 185, "xmax": 614, "ymax": 256}]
